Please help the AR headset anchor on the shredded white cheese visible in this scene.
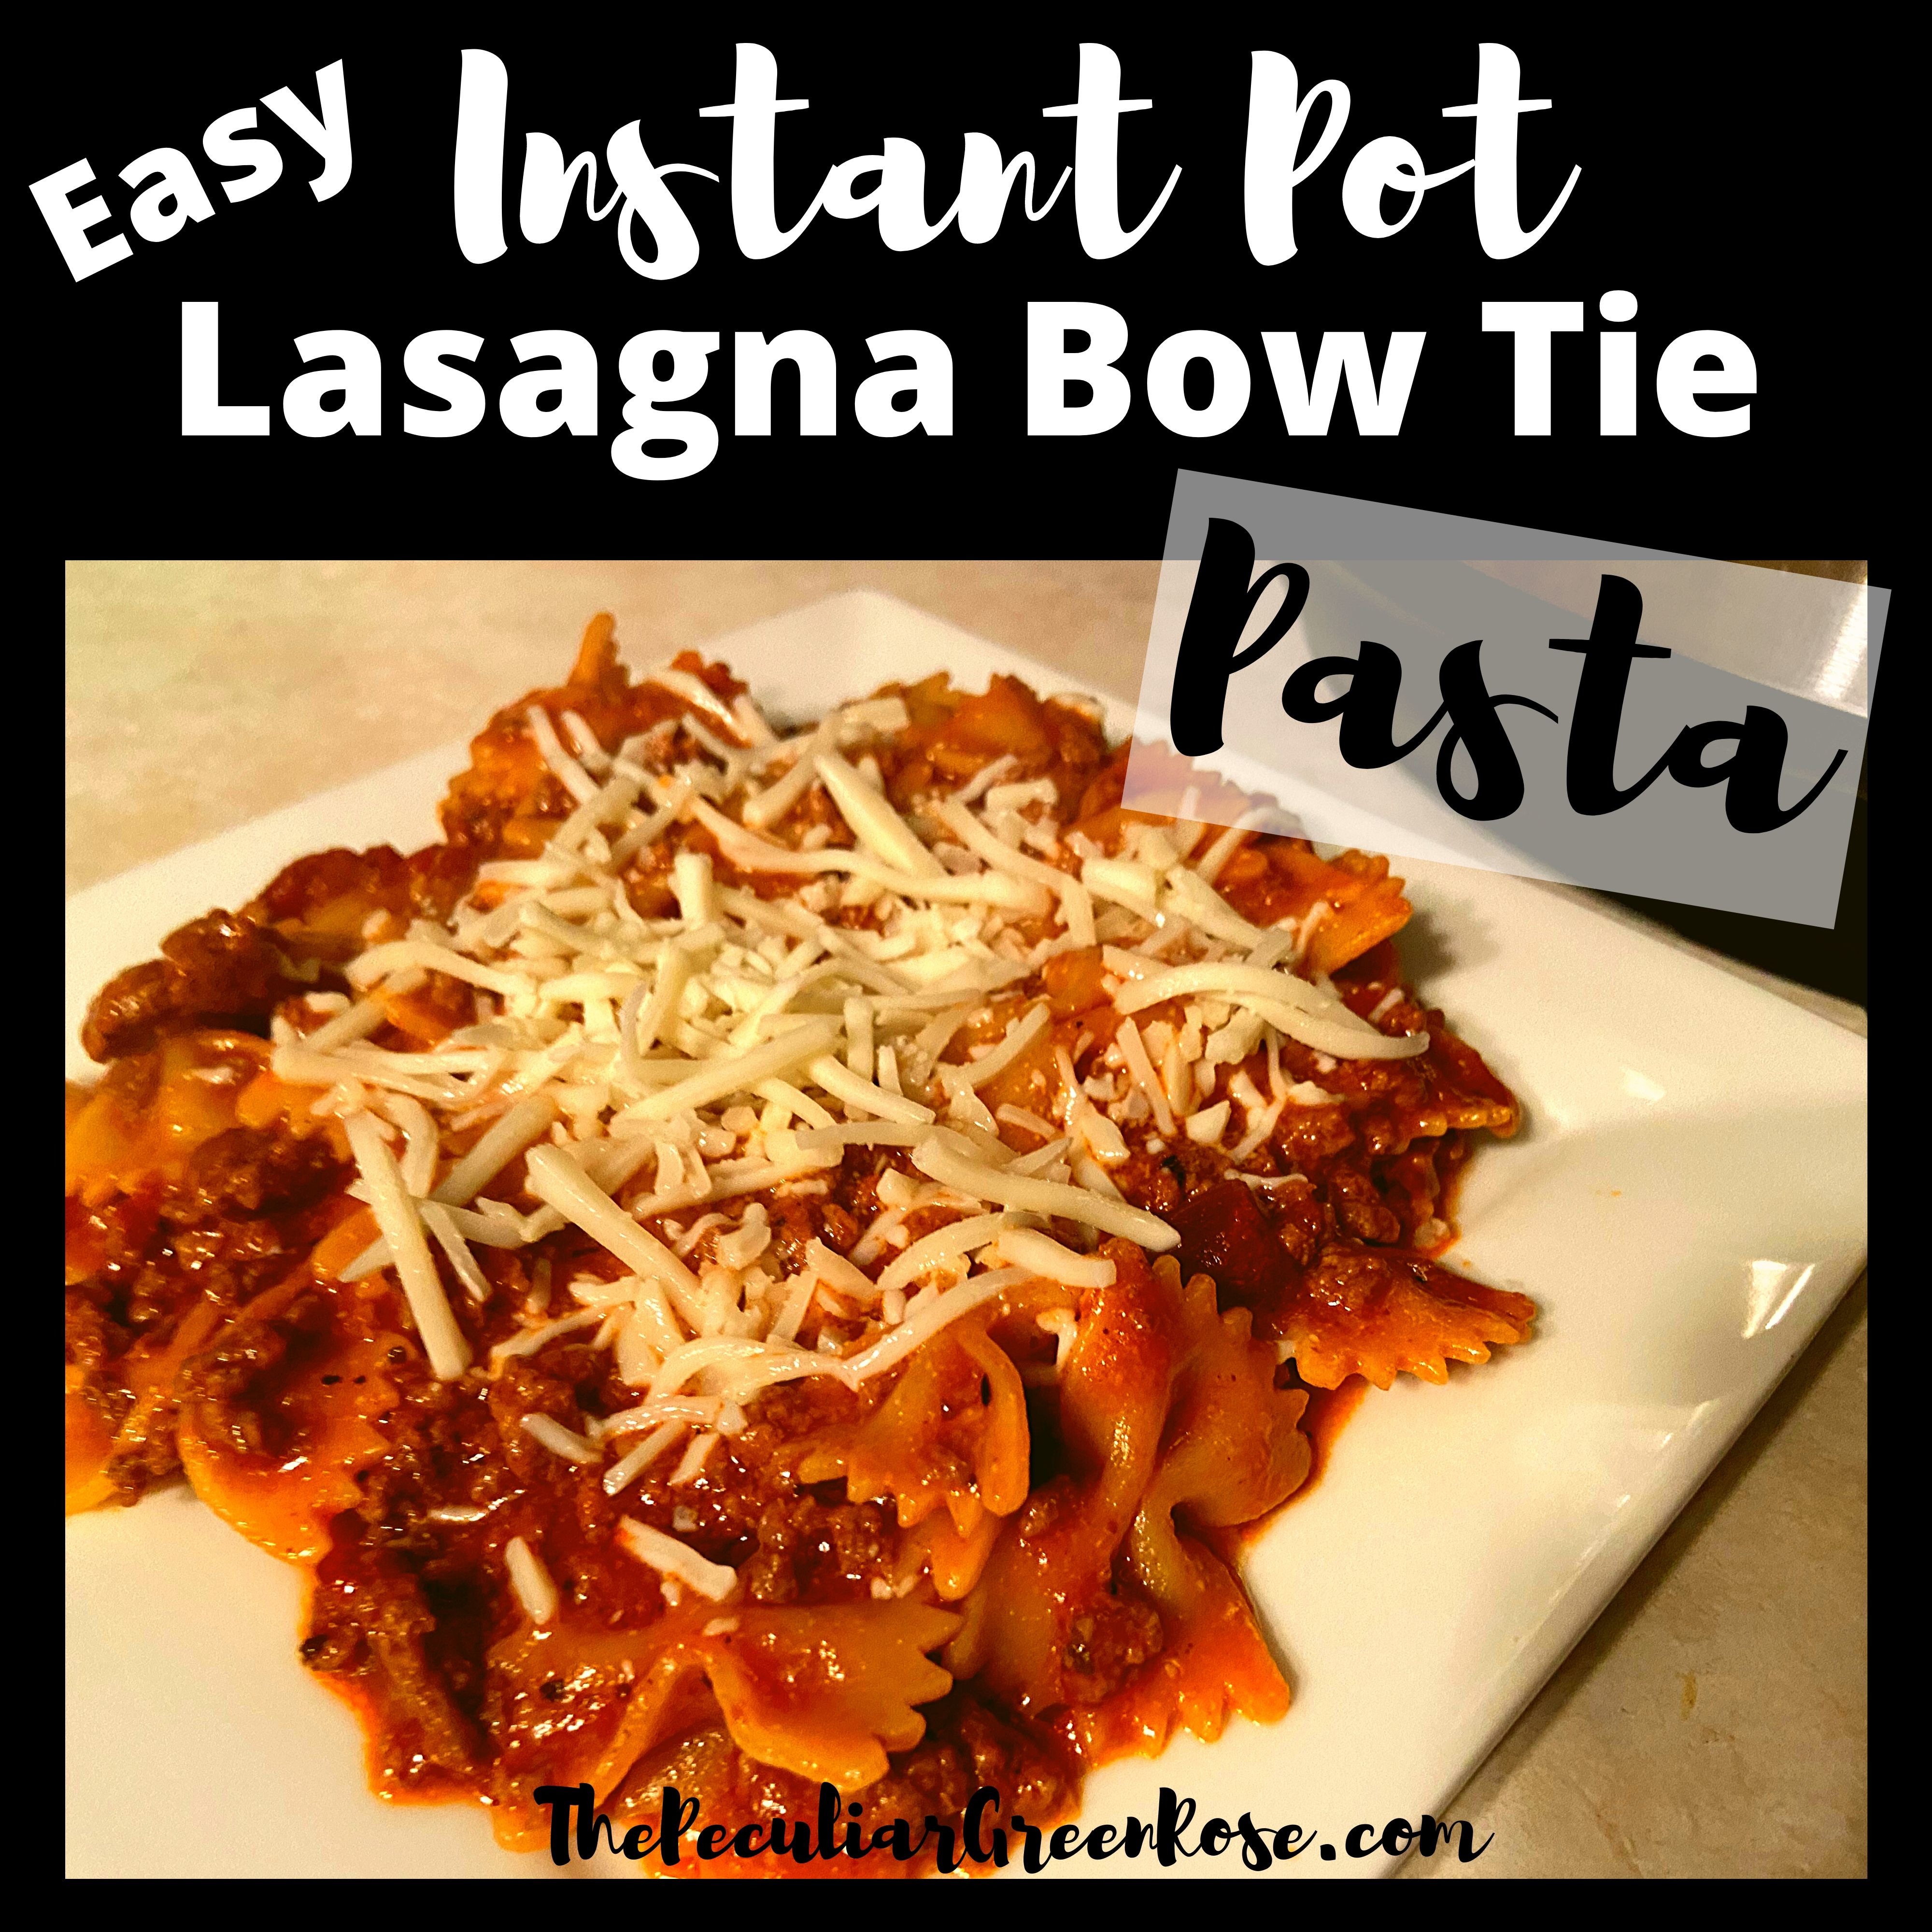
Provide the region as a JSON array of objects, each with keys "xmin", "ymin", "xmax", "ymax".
[
  {"xmin": 524, "ymin": 1144, "xmax": 701, "ymax": 1299},
  {"xmin": 489, "ymin": 1305, "xmax": 606, "ymax": 1367},
  {"xmin": 993, "ymin": 1227, "xmax": 1117, "ymax": 1289},
  {"xmin": 603, "ymin": 1421, "xmax": 687, "ymax": 1496},
  {"xmin": 343, "ymin": 1113, "xmax": 471, "ymax": 1380},
  {"xmin": 504, "ymin": 1535, "xmax": 560, "ymax": 1626},
  {"xmin": 233, "ymin": 659, "xmax": 1446, "ymax": 1500},
  {"xmin": 911, "ymin": 1136, "xmax": 1178, "ymax": 1251},
  {"xmin": 615, "ymin": 1517, "xmax": 739, "ymax": 1602},
  {"xmin": 520, "ymin": 1412, "xmax": 601, "ymax": 1465}
]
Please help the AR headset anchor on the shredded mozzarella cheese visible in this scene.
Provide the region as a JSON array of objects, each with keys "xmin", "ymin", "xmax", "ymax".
[
  {"xmin": 504, "ymin": 1536, "xmax": 559, "ymax": 1626},
  {"xmin": 615, "ymin": 1517, "xmax": 739, "ymax": 1601},
  {"xmin": 344, "ymin": 1113, "xmax": 471, "ymax": 1380}
]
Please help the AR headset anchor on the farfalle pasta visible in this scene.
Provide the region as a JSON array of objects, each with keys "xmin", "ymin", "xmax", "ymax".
[{"xmin": 65, "ymin": 615, "xmax": 1531, "ymax": 1868}]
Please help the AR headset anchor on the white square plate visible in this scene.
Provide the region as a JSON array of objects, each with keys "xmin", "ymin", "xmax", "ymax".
[{"xmin": 66, "ymin": 591, "xmax": 1868, "ymax": 1877}]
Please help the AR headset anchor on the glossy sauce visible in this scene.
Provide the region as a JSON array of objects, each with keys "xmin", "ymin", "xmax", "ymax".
[
  {"xmin": 66, "ymin": 636, "xmax": 1534, "ymax": 1873},
  {"xmin": 1285, "ymin": 1377, "xmax": 1370, "ymax": 1508}
]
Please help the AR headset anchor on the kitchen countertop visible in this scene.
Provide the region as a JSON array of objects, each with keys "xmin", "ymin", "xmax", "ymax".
[{"xmin": 64, "ymin": 558, "xmax": 1867, "ymax": 1878}]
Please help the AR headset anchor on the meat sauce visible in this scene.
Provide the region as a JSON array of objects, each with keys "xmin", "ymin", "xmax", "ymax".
[{"xmin": 65, "ymin": 621, "xmax": 1530, "ymax": 1872}]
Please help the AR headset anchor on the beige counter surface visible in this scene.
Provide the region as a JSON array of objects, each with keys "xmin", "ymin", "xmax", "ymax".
[{"xmin": 65, "ymin": 559, "xmax": 1866, "ymax": 1878}]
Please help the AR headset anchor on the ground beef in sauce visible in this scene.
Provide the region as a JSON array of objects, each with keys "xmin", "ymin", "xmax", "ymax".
[{"xmin": 67, "ymin": 638, "xmax": 1532, "ymax": 1869}]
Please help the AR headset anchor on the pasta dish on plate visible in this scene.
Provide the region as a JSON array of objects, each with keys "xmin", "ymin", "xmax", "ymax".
[{"xmin": 64, "ymin": 616, "xmax": 1532, "ymax": 1871}]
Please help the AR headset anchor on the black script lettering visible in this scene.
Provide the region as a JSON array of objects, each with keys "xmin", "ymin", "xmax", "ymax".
[
  {"xmin": 1172, "ymin": 517, "xmax": 1309, "ymax": 755},
  {"xmin": 1663, "ymin": 709, "xmax": 1847, "ymax": 832},
  {"xmin": 1416, "ymin": 1815, "xmax": 1495, "ymax": 1861},
  {"xmin": 766, "ymin": 1814, "xmax": 811, "ymax": 1861},
  {"xmin": 533, "ymin": 1782, "xmax": 592, "ymax": 1866},
  {"xmin": 659, "ymin": 1787, "xmax": 701, "ymax": 1866},
  {"xmin": 816, "ymin": 1782, "xmax": 843, "ymax": 1862},
  {"xmin": 964, "ymin": 1785, "xmax": 1007, "ymax": 1865},
  {"xmin": 1283, "ymin": 634, "xmax": 1553, "ymax": 820},
  {"xmin": 868, "ymin": 1817, "xmax": 916, "ymax": 1861},
  {"xmin": 1554, "ymin": 573, "xmax": 1846, "ymax": 832},
  {"xmin": 1553, "ymin": 573, "xmax": 1679, "ymax": 812},
  {"xmin": 1433, "ymin": 638, "xmax": 1556, "ymax": 819},
  {"xmin": 1015, "ymin": 1815, "xmax": 1049, "ymax": 1872},
  {"xmin": 1237, "ymin": 1813, "xmax": 1274, "ymax": 1870},
  {"xmin": 1281, "ymin": 637, "xmax": 1447, "ymax": 765},
  {"xmin": 926, "ymin": 1815, "xmax": 963, "ymax": 1874},
  {"xmin": 1156, "ymin": 1786, "xmax": 1199, "ymax": 1864}
]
